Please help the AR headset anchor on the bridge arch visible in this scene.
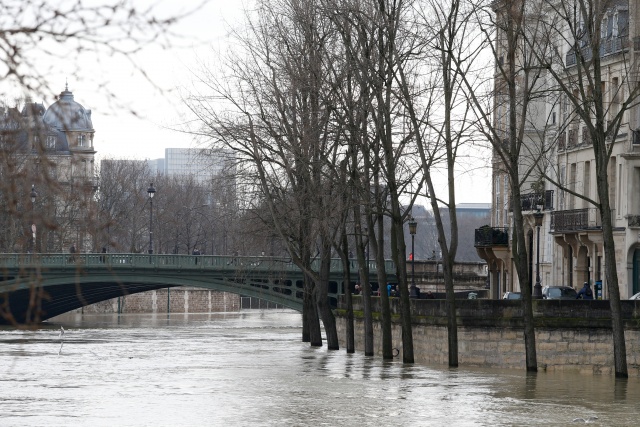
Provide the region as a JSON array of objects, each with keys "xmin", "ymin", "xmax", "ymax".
[{"xmin": 0, "ymin": 253, "xmax": 395, "ymax": 323}]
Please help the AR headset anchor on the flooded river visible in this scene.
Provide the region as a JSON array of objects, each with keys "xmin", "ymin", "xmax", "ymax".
[{"xmin": 1, "ymin": 310, "xmax": 639, "ymax": 426}]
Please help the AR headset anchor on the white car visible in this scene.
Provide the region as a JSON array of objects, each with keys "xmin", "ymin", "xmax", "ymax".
[
  {"xmin": 630, "ymin": 292, "xmax": 640, "ymax": 300},
  {"xmin": 502, "ymin": 292, "xmax": 521, "ymax": 300}
]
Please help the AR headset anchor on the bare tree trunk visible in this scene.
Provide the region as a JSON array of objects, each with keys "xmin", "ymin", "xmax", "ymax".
[
  {"xmin": 317, "ymin": 240, "xmax": 339, "ymax": 350},
  {"xmin": 340, "ymin": 229, "xmax": 355, "ymax": 354},
  {"xmin": 373, "ymin": 190, "xmax": 393, "ymax": 359}
]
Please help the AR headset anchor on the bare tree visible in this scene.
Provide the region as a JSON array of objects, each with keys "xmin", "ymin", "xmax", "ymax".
[
  {"xmin": 184, "ymin": 0, "xmax": 352, "ymax": 349},
  {"xmin": 395, "ymin": 0, "xmax": 482, "ymax": 367},
  {"xmin": 0, "ymin": 0, "xmax": 197, "ymax": 326},
  {"xmin": 0, "ymin": 0, "xmax": 194, "ymax": 106},
  {"xmin": 96, "ymin": 158, "xmax": 152, "ymax": 252},
  {"xmin": 457, "ymin": 0, "xmax": 558, "ymax": 371},
  {"xmin": 526, "ymin": 0, "xmax": 638, "ymax": 378}
]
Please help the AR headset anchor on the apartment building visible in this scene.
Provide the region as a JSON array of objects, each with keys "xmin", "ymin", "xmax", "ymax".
[{"xmin": 476, "ymin": 0, "xmax": 639, "ymax": 299}]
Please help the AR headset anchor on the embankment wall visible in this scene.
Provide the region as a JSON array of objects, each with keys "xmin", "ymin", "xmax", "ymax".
[
  {"xmin": 78, "ymin": 288, "xmax": 240, "ymax": 314},
  {"xmin": 336, "ymin": 298, "xmax": 640, "ymax": 376}
]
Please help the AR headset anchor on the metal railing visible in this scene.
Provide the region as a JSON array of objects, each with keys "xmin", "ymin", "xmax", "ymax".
[
  {"xmin": 474, "ymin": 227, "xmax": 509, "ymax": 247},
  {"xmin": 520, "ymin": 190, "xmax": 554, "ymax": 211},
  {"xmin": 0, "ymin": 253, "xmax": 396, "ymax": 275},
  {"xmin": 566, "ymin": 37, "xmax": 629, "ymax": 67},
  {"xmin": 550, "ymin": 208, "xmax": 613, "ymax": 231}
]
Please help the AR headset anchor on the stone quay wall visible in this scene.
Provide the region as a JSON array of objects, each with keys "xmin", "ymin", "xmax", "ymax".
[
  {"xmin": 335, "ymin": 298, "xmax": 640, "ymax": 376},
  {"xmin": 78, "ymin": 288, "xmax": 240, "ymax": 314},
  {"xmin": 408, "ymin": 260, "xmax": 488, "ymax": 291}
]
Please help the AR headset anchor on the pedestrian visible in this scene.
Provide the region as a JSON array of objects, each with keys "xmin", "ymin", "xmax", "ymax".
[
  {"xmin": 68, "ymin": 245, "xmax": 76, "ymax": 262},
  {"xmin": 390, "ymin": 284, "xmax": 399, "ymax": 297},
  {"xmin": 354, "ymin": 283, "xmax": 361, "ymax": 295},
  {"xmin": 100, "ymin": 246, "xmax": 107, "ymax": 263},
  {"xmin": 577, "ymin": 282, "xmax": 594, "ymax": 300},
  {"xmin": 193, "ymin": 248, "xmax": 201, "ymax": 264}
]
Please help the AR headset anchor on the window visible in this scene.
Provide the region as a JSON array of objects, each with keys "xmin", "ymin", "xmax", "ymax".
[
  {"xmin": 569, "ymin": 163, "xmax": 577, "ymax": 209},
  {"xmin": 495, "ymin": 177, "xmax": 501, "ymax": 226},
  {"xmin": 78, "ymin": 134, "xmax": 85, "ymax": 147},
  {"xmin": 609, "ymin": 157, "xmax": 616, "ymax": 209},
  {"xmin": 559, "ymin": 165, "xmax": 566, "ymax": 210},
  {"xmin": 503, "ymin": 175, "xmax": 509, "ymax": 226},
  {"xmin": 584, "ymin": 161, "xmax": 591, "ymax": 203},
  {"xmin": 617, "ymin": 163, "xmax": 622, "ymax": 214},
  {"xmin": 46, "ymin": 135, "xmax": 56, "ymax": 149}
]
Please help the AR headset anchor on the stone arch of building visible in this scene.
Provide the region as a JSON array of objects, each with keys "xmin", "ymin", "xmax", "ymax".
[{"xmin": 625, "ymin": 243, "xmax": 640, "ymax": 298}]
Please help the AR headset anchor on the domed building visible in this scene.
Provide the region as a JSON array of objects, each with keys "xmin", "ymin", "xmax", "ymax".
[
  {"xmin": 0, "ymin": 85, "xmax": 98, "ymax": 253},
  {"xmin": 41, "ymin": 85, "xmax": 97, "ymax": 183}
]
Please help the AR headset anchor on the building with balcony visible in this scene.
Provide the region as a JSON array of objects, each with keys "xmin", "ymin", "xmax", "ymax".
[{"xmin": 478, "ymin": 0, "xmax": 640, "ymax": 300}]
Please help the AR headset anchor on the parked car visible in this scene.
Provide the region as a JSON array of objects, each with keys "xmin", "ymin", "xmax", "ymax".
[
  {"xmin": 630, "ymin": 292, "xmax": 640, "ymax": 300},
  {"xmin": 503, "ymin": 292, "xmax": 522, "ymax": 300},
  {"xmin": 542, "ymin": 286, "xmax": 578, "ymax": 300}
]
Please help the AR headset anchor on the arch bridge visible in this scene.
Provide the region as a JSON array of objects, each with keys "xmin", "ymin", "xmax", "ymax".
[{"xmin": 0, "ymin": 253, "xmax": 395, "ymax": 324}]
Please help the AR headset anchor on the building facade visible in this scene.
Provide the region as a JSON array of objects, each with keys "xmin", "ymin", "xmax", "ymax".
[
  {"xmin": 477, "ymin": 0, "xmax": 640, "ymax": 300},
  {"xmin": 150, "ymin": 148, "xmax": 230, "ymax": 184},
  {"xmin": 0, "ymin": 86, "xmax": 97, "ymax": 252}
]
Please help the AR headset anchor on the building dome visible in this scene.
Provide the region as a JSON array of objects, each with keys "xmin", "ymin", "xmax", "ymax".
[{"xmin": 43, "ymin": 87, "xmax": 93, "ymax": 132}]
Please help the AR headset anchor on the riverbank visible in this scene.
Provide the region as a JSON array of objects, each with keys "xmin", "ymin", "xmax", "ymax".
[{"xmin": 336, "ymin": 297, "xmax": 640, "ymax": 376}]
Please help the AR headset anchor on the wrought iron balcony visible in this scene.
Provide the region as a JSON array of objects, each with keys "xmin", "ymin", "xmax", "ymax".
[
  {"xmin": 550, "ymin": 208, "xmax": 610, "ymax": 232},
  {"xmin": 520, "ymin": 190, "xmax": 554, "ymax": 211},
  {"xmin": 566, "ymin": 37, "xmax": 629, "ymax": 68},
  {"xmin": 474, "ymin": 226, "xmax": 509, "ymax": 247}
]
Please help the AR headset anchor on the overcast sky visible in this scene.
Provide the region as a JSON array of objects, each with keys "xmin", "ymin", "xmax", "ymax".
[{"xmin": 10, "ymin": 0, "xmax": 492, "ymax": 204}]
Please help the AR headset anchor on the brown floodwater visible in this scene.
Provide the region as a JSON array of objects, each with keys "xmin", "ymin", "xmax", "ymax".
[{"xmin": 0, "ymin": 310, "xmax": 638, "ymax": 426}]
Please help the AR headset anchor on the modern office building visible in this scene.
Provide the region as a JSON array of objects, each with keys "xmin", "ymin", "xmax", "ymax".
[{"xmin": 149, "ymin": 148, "xmax": 231, "ymax": 184}]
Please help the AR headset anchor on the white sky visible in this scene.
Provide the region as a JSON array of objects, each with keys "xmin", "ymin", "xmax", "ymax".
[{"xmin": 9, "ymin": 0, "xmax": 492, "ymax": 204}]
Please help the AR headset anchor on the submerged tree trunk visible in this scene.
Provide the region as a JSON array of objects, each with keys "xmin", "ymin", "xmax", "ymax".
[
  {"xmin": 341, "ymin": 226, "xmax": 355, "ymax": 353},
  {"xmin": 317, "ymin": 239, "xmax": 339, "ymax": 350},
  {"xmin": 303, "ymin": 240, "xmax": 322, "ymax": 346},
  {"xmin": 373, "ymin": 199, "xmax": 392, "ymax": 359},
  {"xmin": 594, "ymin": 142, "xmax": 627, "ymax": 377}
]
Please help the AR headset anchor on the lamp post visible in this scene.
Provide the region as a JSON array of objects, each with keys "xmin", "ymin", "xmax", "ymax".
[
  {"xmin": 147, "ymin": 183, "xmax": 156, "ymax": 254},
  {"xmin": 409, "ymin": 217, "xmax": 417, "ymax": 287},
  {"xmin": 363, "ymin": 226, "xmax": 369, "ymax": 265},
  {"xmin": 533, "ymin": 209, "xmax": 544, "ymax": 299},
  {"xmin": 30, "ymin": 184, "xmax": 37, "ymax": 253}
]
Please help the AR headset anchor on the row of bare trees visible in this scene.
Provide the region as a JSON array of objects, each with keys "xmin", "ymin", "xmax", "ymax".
[
  {"xmin": 182, "ymin": 0, "xmax": 476, "ymax": 363},
  {"xmin": 181, "ymin": 0, "xmax": 637, "ymax": 378},
  {"xmin": 95, "ymin": 158, "xmax": 255, "ymax": 257},
  {"xmin": 2, "ymin": 0, "xmax": 635, "ymax": 377}
]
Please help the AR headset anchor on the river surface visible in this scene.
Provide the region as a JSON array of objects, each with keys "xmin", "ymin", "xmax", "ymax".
[{"xmin": 1, "ymin": 310, "xmax": 639, "ymax": 426}]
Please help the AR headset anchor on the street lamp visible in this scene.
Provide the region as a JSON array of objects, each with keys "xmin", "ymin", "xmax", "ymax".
[
  {"xmin": 409, "ymin": 217, "xmax": 417, "ymax": 287},
  {"xmin": 363, "ymin": 226, "xmax": 369, "ymax": 265},
  {"xmin": 30, "ymin": 184, "xmax": 37, "ymax": 253},
  {"xmin": 147, "ymin": 183, "xmax": 156, "ymax": 254},
  {"xmin": 533, "ymin": 209, "xmax": 544, "ymax": 299}
]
